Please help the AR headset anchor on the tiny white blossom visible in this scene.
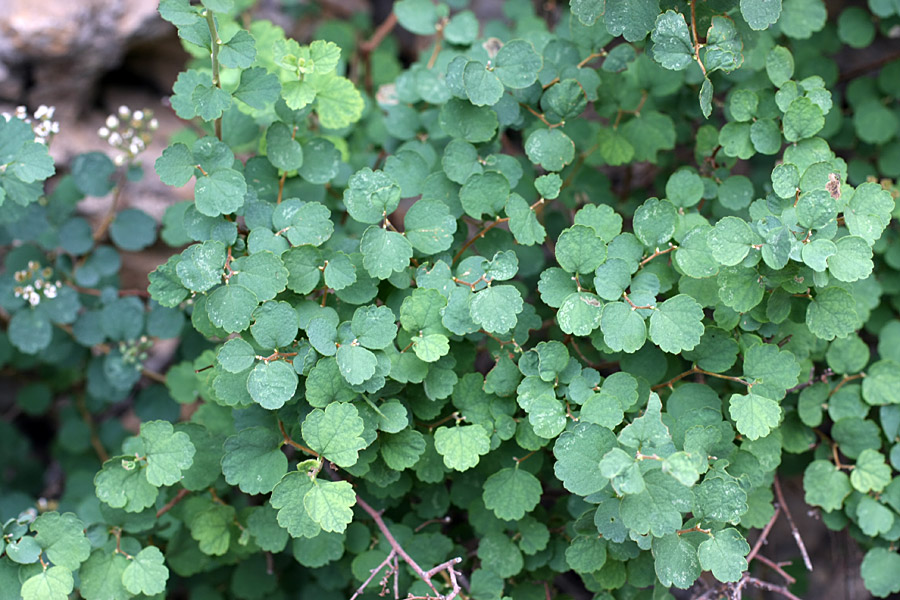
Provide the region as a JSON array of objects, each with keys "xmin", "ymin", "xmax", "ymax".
[
  {"xmin": 108, "ymin": 132, "xmax": 122, "ymax": 146},
  {"xmin": 98, "ymin": 126, "xmax": 110, "ymax": 138},
  {"xmin": 27, "ymin": 292, "xmax": 40, "ymax": 306},
  {"xmin": 106, "ymin": 115, "xmax": 119, "ymax": 128},
  {"xmin": 118, "ymin": 105, "xmax": 131, "ymax": 118},
  {"xmin": 44, "ymin": 286, "xmax": 57, "ymax": 299},
  {"xmin": 149, "ymin": 118, "xmax": 159, "ymax": 131},
  {"xmin": 114, "ymin": 154, "xmax": 125, "ymax": 166},
  {"xmin": 133, "ymin": 110, "xmax": 144, "ymax": 122}
]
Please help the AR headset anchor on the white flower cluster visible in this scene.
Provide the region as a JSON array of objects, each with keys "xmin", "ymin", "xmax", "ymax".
[
  {"xmin": 119, "ymin": 335, "xmax": 152, "ymax": 366},
  {"xmin": 13, "ymin": 261, "xmax": 62, "ymax": 307},
  {"xmin": 1, "ymin": 105, "xmax": 60, "ymax": 145},
  {"xmin": 97, "ymin": 105, "xmax": 159, "ymax": 166}
]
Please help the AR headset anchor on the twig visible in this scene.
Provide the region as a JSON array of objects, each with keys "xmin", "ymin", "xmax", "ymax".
[
  {"xmin": 360, "ymin": 12, "xmax": 397, "ymax": 53},
  {"xmin": 452, "ymin": 217, "xmax": 508, "ymax": 264},
  {"xmin": 91, "ymin": 169, "xmax": 129, "ymax": 244},
  {"xmin": 689, "ymin": 0, "xmax": 707, "ymax": 77},
  {"xmin": 651, "ymin": 365, "xmax": 750, "ymax": 391},
  {"xmin": 639, "ymin": 244, "xmax": 677, "ymax": 268},
  {"xmin": 746, "ymin": 576, "xmax": 804, "ymax": 600},
  {"xmin": 754, "ymin": 554, "xmax": 796, "ymax": 585},
  {"xmin": 156, "ymin": 488, "xmax": 190, "ymax": 518},
  {"xmin": 205, "ymin": 9, "xmax": 223, "ymax": 140},
  {"xmin": 278, "ymin": 419, "xmax": 320, "ymax": 457},
  {"xmin": 350, "ymin": 550, "xmax": 396, "ymax": 600},
  {"xmin": 75, "ymin": 394, "xmax": 109, "ymax": 463},
  {"xmin": 426, "ymin": 19, "xmax": 446, "ymax": 70},
  {"xmin": 773, "ymin": 476, "xmax": 813, "ymax": 571},
  {"xmin": 356, "ymin": 495, "xmax": 464, "ymax": 599},
  {"xmin": 746, "ymin": 507, "xmax": 780, "ymax": 563}
]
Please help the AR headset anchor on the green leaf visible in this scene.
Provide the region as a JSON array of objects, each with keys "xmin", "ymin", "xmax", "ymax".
[
  {"xmin": 698, "ymin": 528, "xmax": 749, "ymax": 583},
  {"xmin": 827, "ymin": 236, "xmax": 873, "ymax": 282},
  {"xmin": 94, "ymin": 457, "xmax": 158, "ymax": 512},
  {"xmin": 806, "ymin": 287, "xmax": 859, "ymax": 341},
  {"xmin": 653, "ymin": 534, "xmax": 701, "ymax": 589},
  {"xmin": 553, "ymin": 422, "xmax": 617, "ymax": 495},
  {"xmin": 122, "ymin": 546, "xmax": 169, "ymax": 595},
  {"xmin": 404, "ymin": 199, "xmax": 457, "ymax": 254},
  {"xmin": 845, "ymin": 182, "xmax": 895, "ymax": 245},
  {"xmin": 304, "ymin": 480, "xmax": 356, "ymax": 533},
  {"xmin": 31, "ymin": 513, "xmax": 90, "ymax": 570},
  {"xmin": 177, "ymin": 240, "xmax": 225, "ymax": 292},
  {"xmin": 248, "ymin": 360, "xmax": 298, "ymax": 409},
  {"xmin": 702, "ymin": 17, "xmax": 743, "ymax": 73},
  {"xmin": 766, "ymin": 45, "xmax": 794, "ymax": 87},
  {"xmin": 483, "ymin": 467, "xmax": 543, "ymax": 520},
  {"xmin": 743, "ymin": 344, "xmax": 800, "ymax": 391},
  {"xmin": 620, "ymin": 470, "xmax": 692, "ymax": 536},
  {"xmin": 273, "ymin": 199, "xmax": 333, "ymax": 247},
  {"xmin": 394, "ymin": 0, "xmax": 438, "ymax": 34},
  {"xmin": 270, "ymin": 472, "xmax": 320, "ymax": 538},
  {"xmin": 803, "ymin": 459, "xmax": 851, "ymax": 511},
  {"xmin": 336, "ymin": 344, "xmax": 378, "ymax": 385},
  {"xmin": 206, "ymin": 284, "xmax": 258, "ymax": 333},
  {"xmin": 650, "ymin": 11, "xmax": 693, "ymax": 71},
  {"xmin": 605, "ymin": 0, "xmax": 660, "ymax": 42},
  {"xmin": 741, "ymin": 0, "xmax": 782, "ymax": 29},
  {"xmin": 862, "ymin": 548, "xmax": 900, "ymax": 598},
  {"xmin": 413, "ymin": 333, "xmax": 450, "ymax": 362},
  {"xmin": 79, "ymin": 551, "xmax": 130, "ymax": 600},
  {"xmin": 460, "ymin": 171, "xmax": 510, "ymax": 219},
  {"xmin": 666, "ymin": 169, "xmax": 704, "ymax": 207},
  {"xmin": 234, "ymin": 67, "xmax": 282, "ymax": 109},
  {"xmin": 601, "ymin": 301, "xmax": 647, "ymax": 353},
  {"xmin": 699, "ymin": 78, "xmax": 713, "ymax": 118},
  {"xmin": 469, "ymin": 285, "xmax": 524, "ymax": 334},
  {"xmin": 190, "ymin": 503, "xmax": 235, "ymax": 555},
  {"xmin": 648, "ymin": 294, "xmax": 704, "ymax": 354},
  {"xmin": 506, "ymin": 194, "xmax": 546, "ymax": 245},
  {"xmin": 729, "ymin": 392, "xmax": 781, "ymax": 440},
  {"xmin": 851, "ymin": 448, "xmax": 891, "ymax": 493},
  {"xmin": 266, "ymin": 122, "xmax": 303, "ymax": 171},
  {"xmin": 141, "ymin": 420, "xmax": 196, "ymax": 486},
  {"xmin": 155, "ymin": 142, "xmax": 196, "ymax": 186},
  {"xmin": 302, "ymin": 402, "xmax": 367, "ymax": 467},
  {"xmin": 783, "ymin": 97, "xmax": 824, "ymax": 142},
  {"xmin": 494, "ymin": 40, "xmax": 543, "ymax": 88},
  {"xmin": 192, "ymin": 83, "xmax": 232, "ymax": 121},
  {"xmin": 565, "ymin": 536, "xmax": 608, "ymax": 573},
  {"xmin": 218, "ymin": 30, "xmax": 256, "ymax": 69},
  {"xmin": 439, "ymin": 98, "xmax": 499, "ymax": 143},
  {"xmin": 21, "ymin": 566, "xmax": 73, "ymax": 600},
  {"xmin": 194, "ymin": 168, "xmax": 247, "ymax": 217},
  {"xmin": 571, "ymin": 0, "xmax": 605, "ymax": 24},
  {"xmin": 311, "ymin": 74, "xmax": 364, "ymax": 129},
  {"xmin": 707, "ymin": 216, "xmax": 759, "ymax": 266},
  {"xmin": 433, "ymin": 424, "xmax": 491, "ymax": 471},
  {"xmin": 633, "ymin": 198, "xmax": 677, "ymax": 247},
  {"xmin": 222, "ymin": 426, "xmax": 287, "ymax": 494},
  {"xmin": 8, "ymin": 309, "xmax": 52, "ymax": 355},
  {"xmin": 597, "ymin": 127, "xmax": 635, "ymax": 165},
  {"xmin": 558, "ymin": 292, "xmax": 603, "ymax": 336},
  {"xmin": 524, "ymin": 128, "xmax": 575, "ymax": 172},
  {"xmin": 464, "ymin": 61, "xmax": 504, "ymax": 106},
  {"xmin": 857, "ymin": 496, "xmax": 895, "ymax": 537},
  {"xmin": 360, "ymin": 226, "xmax": 413, "ymax": 280},
  {"xmin": 556, "ymin": 225, "xmax": 607, "ymax": 273}
]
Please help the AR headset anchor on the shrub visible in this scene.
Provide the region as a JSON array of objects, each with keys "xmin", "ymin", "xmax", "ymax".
[{"xmin": 2, "ymin": 0, "xmax": 900, "ymax": 598}]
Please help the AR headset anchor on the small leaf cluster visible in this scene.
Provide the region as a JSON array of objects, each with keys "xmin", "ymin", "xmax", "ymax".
[{"xmin": 2, "ymin": 0, "xmax": 900, "ymax": 598}]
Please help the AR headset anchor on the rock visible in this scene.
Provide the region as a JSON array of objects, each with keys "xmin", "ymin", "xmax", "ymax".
[{"xmin": 0, "ymin": 0, "xmax": 166, "ymax": 118}]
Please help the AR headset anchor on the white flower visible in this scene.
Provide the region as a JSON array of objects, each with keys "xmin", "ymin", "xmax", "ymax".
[
  {"xmin": 118, "ymin": 105, "xmax": 130, "ymax": 118},
  {"xmin": 114, "ymin": 154, "xmax": 125, "ymax": 166},
  {"xmin": 44, "ymin": 285, "xmax": 57, "ymax": 299},
  {"xmin": 98, "ymin": 126, "xmax": 110, "ymax": 138},
  {"xmin": 108, "ymin": 132, "xmax": 122, "ymax": 146},
  {"xmin": 133, "ymin": 110, "xmax": 144, "ymax": 122},
  {"xmin": 106, "ymin": 115, "xmax": 119, "ymax": 129},
  {"xmin": 34, "ymin": 105, "xmax": 51, "ymax": 119},
  {"xmin": 27, "ymin": 292, "xmax": 40, "ymax": 306},
  {"xmin": 148, "ymin": 118, "xmax": 159, "ymax": 131}
]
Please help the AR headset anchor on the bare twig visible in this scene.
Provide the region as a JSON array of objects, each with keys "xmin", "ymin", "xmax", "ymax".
[
  {"xmin": 350, "ymin": 550, "xmax": 396, "ymax": 600},
  {"xmin": 754, "ymin": 554, "xmax": 796, "ymax": 585},
  {"xmin": 355, "ymin": 494, "xmax": 464, "ymax": 599},
  {"xmin": 156, "ymin": 488, "xmax": 190, "ymax": 519},
  {"xmin": 746, "ymin": 576, "xmax": 804, "ymax": 600},
  {"xmin": 773, "ymin": 476, "xmax": 813, "ymax": 572},
  {"xmin": 75, "ymin": 394, "xmax": 109, "ymax": 463},
  {"xmin": 746, "ymin": 507, "xmax": 780, "ymax": 563}
]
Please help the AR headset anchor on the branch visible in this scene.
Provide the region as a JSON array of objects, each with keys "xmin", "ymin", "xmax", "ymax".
[
  {"xmin": 75, "ymin": 394, "xmax": 109, "ymax": 463},
  {"xmin": 746, "ymin": 576, "xmax": 804, "ymax": 600},
  {"xmin": 689, "ymin": 0, "xmax": 707, "ymax": 77},
  {"xmin": 350, "ymin": 550, "xmax": 396, "ymax": 600},
  {"xmin": 156, "ymin": 488, "xmax": 190, "ymax": 519},
  {"xmin": 356, "ymin": 494, "xmax": 464, "ymax": 599},
  {"xmin": 278, "ymin": 419, "xmax": 320, "ymax": 457},
  {"xmin": 773, "ymin": 475, "xmax": 813, "ymax": 571},
  {"xmin": 746, "ymin": 506, "xmax": 780, "ymax": 563},
  {"xmin": 205, "ymin": 9, "xmax": 223, "ymax": 140},
  {"xmin": 651, "ymin": 365, "xmax": 751, "ymax": 391}
]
